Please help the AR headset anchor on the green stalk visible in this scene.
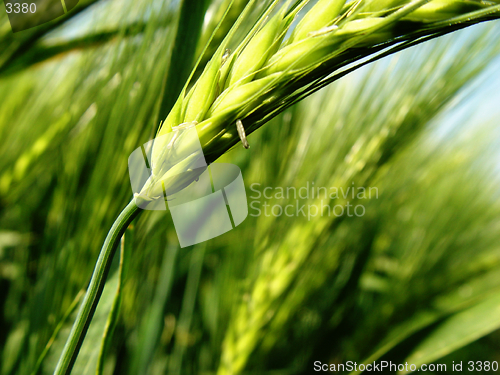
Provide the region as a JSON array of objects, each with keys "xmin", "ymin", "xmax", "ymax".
[{"xmin": 54, "ymin": 200, "xmax": 141, "ymax": 375}]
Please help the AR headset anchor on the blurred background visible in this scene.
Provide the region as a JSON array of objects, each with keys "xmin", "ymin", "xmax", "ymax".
[{"xmin": 1, "ymin": 0, "xmax": 500, "ymax": 374}]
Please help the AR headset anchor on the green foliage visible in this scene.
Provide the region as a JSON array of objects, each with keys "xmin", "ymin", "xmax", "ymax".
[{"xmin": 1, "ymin": 1, "xmax": 500, "ymax": 374}]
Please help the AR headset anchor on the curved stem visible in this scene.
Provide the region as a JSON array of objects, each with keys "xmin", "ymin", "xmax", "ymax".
[{"xmin": 54, "ymin": 200, "xmax": 142, "ymax": 375}]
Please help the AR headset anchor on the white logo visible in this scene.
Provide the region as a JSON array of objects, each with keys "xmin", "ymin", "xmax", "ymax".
[{"xmin": 128, "ymin": 124, "xmax": 248, "ymax": 247}]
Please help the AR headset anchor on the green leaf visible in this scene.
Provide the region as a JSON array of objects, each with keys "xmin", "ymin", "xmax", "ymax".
[
  {"xmin": 130, "ymin": 242, "xmax": 179, "ymax": 375},
  {"xmin": 96, "ymin": 228, "xmax": 133, "ymax": 375},
  {"xmin": 31, "ymin": 291, "xmax": 84, "ymax": 375},
  {"xmin": 399, "ymin": 292, "xmax": 500, "ymax": 374},
  {"xmin": 43, "ymin": 253, "xmax": 123, "ymax": 375}
]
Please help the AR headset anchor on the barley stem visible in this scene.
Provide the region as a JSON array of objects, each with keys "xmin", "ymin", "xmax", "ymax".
[{"xmin": 54, "ymin": 200, "xmax": 141, "ymax": 375}]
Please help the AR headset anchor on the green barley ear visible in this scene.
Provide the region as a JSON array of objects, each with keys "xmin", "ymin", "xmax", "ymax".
[
  {"xmin": 260, "ymin": 36, "xmax": 333, "ymax": 75},
  {"xmin": 408, "ymin": 0, "xmax": 489, "ymax": 22},
  {"xmin": 158, "ymin": 95, "xmax": 183, "ymax": 137},
  {"xmin": 288, "ymin": 0, "xmax": 346, "ymax": 44},
  {"xmin": 209, "ymin": 74, "xmax": 280, "ymax": 116},
  {"xmin": 183, "ymin": 48, "xmax": 225, "ymax": 123},
  {"xmin": 226, "ymin": 5, "xmax": 291, "ymax": 87},
  {"xmin": 261, "ymin": 16, "xmax": 384, "ymax": 76},
  {"xmin": 218, "ymin": 49, "xmax": 237, "ymax": 93},
  {"xmin": 154, "ymin": 0, "xmax": 500, "ymax": 191},
  {"xmin": 361, "ymin": 0, "xmax": 409, "ymax": 13},
  {"xmin": 151, "ymin": 95, "xmax": 183, "ymax": 176}
]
